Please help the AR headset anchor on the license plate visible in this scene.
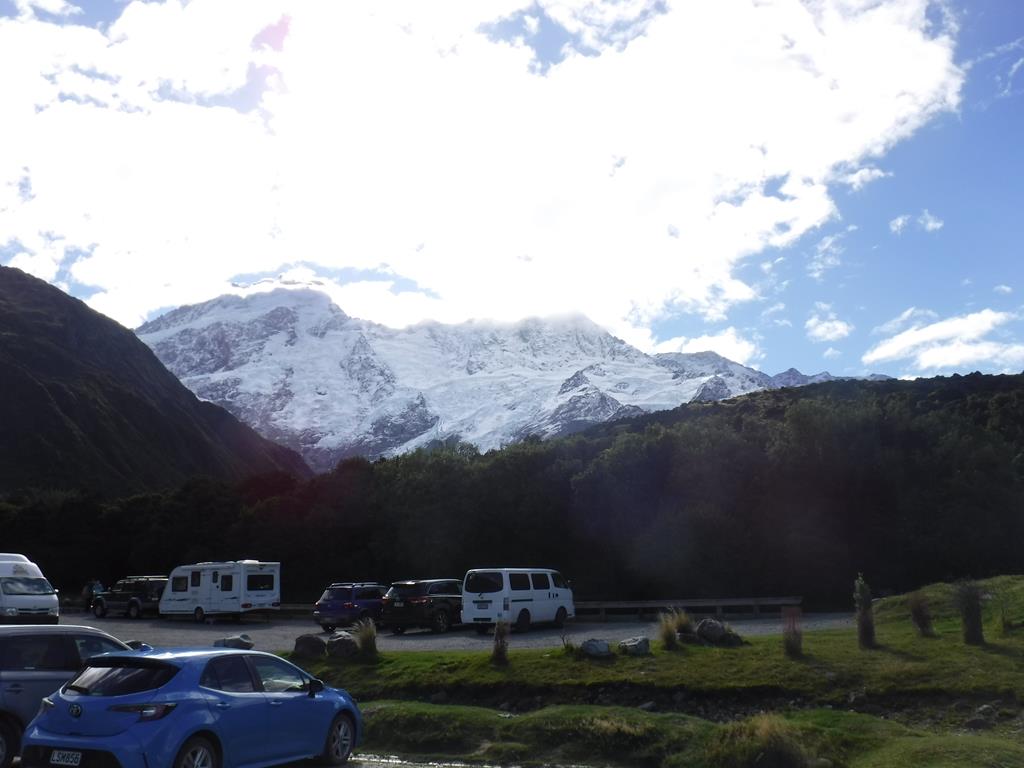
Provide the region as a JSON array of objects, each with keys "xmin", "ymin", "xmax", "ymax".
[
  {"xmin": 474, "ymin": 601, "xmax": 489, "ymax": 608},
  {"xmin": 394, "ymin": 601, "xmax": 404, "ymax": 608},
  {"xmin": 50, "ymin": 750, "xmax": 82, "ymax": 766}
]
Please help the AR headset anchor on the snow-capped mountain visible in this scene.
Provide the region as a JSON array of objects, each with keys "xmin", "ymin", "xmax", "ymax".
[{"xmin": 136, "ymin": 287, "xmax": 882, "ymax": 472}]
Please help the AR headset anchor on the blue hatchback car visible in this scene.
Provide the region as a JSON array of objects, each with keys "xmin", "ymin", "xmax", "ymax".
[{"xmin": 20, "ymin": 648, "xmax": 362, "ymax": 768}]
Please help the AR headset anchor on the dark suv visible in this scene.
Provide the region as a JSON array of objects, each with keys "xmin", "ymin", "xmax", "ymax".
[
  {"xmin": 313, "ymin": 582, "xmax": 387, "ymax": 631},
  {"xmin": 381, "ymin": 579, "xmax": 462, "ymax": 634},
  {"xmin": 0, "ymin": 625, "xmax": 130, "ymax": 768},
  {"xmin": 91, "ymin": 575, "xmax": 167, "ymax": 619}
]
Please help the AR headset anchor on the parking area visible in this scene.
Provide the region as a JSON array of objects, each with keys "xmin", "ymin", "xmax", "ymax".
[{"xmin": 61, "ymin": 610, "xmax": 853, "ymax": 653}]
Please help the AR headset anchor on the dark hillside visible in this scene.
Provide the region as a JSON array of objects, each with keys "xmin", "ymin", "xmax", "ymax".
[{"xmin": 0, "ymin": 267, "xmax": 311, "ymax": 495}]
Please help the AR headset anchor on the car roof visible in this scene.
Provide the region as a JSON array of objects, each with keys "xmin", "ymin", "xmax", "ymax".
[
  {"xmin": 0, "ymin": 624, "xmax": 127, "ymax": 642},
  {"xmin": 95, "ymin": 647, "xmax": 290, "ymax": 667},
  {"xmin": 391, "ymin": 578, "xmax": 459, "ymax": 585},
  {"xmin": 119, "ymin": 575, "xmax": 167, "ymax": 580},
  {"xmin": 327, "ymin": 582, "xmax": 383, "ymax": 587}
]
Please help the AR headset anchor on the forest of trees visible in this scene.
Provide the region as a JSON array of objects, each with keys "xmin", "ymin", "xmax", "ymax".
[{"xmin": 3, "ymin": 373, "xmax": 1023, "ymax": 608}]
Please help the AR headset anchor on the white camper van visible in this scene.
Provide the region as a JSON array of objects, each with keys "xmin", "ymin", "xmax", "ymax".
[
  {"xmin": 0, "ymin": 555, "xmax": 60, "ymax": 624},
  {"xmin": 461, "ymin": 568, "xmax": 574, "ymax": 632},
  {"xmin": 159, "ymin": 560, "xmax": 280, "ymax": 622}
]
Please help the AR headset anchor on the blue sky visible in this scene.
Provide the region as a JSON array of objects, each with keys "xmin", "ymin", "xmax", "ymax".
[{"xmin": 0, "ymin": 1, "xmax": 1022, "ymax": 379}]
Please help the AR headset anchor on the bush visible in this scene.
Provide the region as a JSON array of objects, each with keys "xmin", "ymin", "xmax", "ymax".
[
  {"xmin": 853, "ymin": 573, "xmax": 876, "ymax": 649},
  {"xmin": 353, "ymin": 618, "xmax": 378, "ymax": 658},
  {"xmin": 706, "ymin": 714, "xmax": 809, "ymax": 768},
  {"xmin": 907, "ymin": 591, "xmax": 936, "ymax": 637},
  {"xmin": 492, "ymin": 620, "xmax": 510, "ymax": 665},
  {"xmin": 658, "ymin": 611, "xmax": 681, "ymax": 651},
  {"xmin": 954, "ymin": 580, "xmax": 985, "ymax": 646}
]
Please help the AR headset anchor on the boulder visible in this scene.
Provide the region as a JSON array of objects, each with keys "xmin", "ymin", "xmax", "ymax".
[
  {"xmin": 326, "ymin": 632, "xmax": 359, "ymax": 659},
  {"xmin": 695, "ymin": 618, "xmax": 743, "ymax": 647},
  {"xmin": 580, "ymin": 639, "xmax": 613, "ymax": 658},
  {"xmin": 293, "ymin": 633, "xmax": 327, "ymax": 659},
  {"xmin": 618, "ymin": 637, "xmax": 651, "ymax": 656},
  {"xmin": 213, "ymin": 633, "xmax": 254, "ymax": 650}
]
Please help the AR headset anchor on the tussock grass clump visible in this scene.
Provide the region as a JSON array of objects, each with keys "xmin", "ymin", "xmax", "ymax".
[
  {"xmin": 907, "ymin": 591, "xmax": 936, "ymax": 637},
  {"xmin": 658, "ymin": 607, "xmax": 694, "ymax": 651},
  {"xmin": 706, "ymin": 714, "xmax": 808, "ymax": 768},
  {"xmin": 853, "ymin": 573, "xmax": 876, "ymax": 649},
  {"xmin": 954, "ymin": 580, "xmax": 985, "ymax": 646},
  {"xmin": 353, "ymin": 618, "xmax": 378, "ymax": 658},
  {"xmin": 492, "ymin": 620, "xmax": 510, "ymax": 665}
]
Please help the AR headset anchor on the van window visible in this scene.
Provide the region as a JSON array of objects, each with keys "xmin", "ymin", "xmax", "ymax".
[
  {"xmin": 190, "ymin": 571, "xmax": 201, "ymax": 587},
  {"xmin": 73, "ymin": 635, "xmax": 127, "ymax": 664},
  {"xmin": 247, "ymin": 574, "xmax": 275, "ymax": 591},
  {"xmin": 0, "ymin": 577, "xmax": 55, "ymax": 595},
  {"xmin": 531, "ymin": 573, "xmax": 551, "ymax": 590},
  {"xmin": 355, "ymin": 587, "xmax": 381, "ymax": 599},
  {"xmin": 171, "ymin": 576, "xmax": 188, "ymax": 592},
  {"xmin": 465, "ymin": 571, "xmax": 503, "ymax": 594},
  {"xmin": 220, "ymin": 574, "xmax": 234, "ymax": 592},
  {"xmin": 551, "ymin": 572, "xmax": 568, "ymax": 589},
  {"xmin": 509, "ymin": 573, "xmax": 530, "ymax": 591},
  {"xmin": 1, "ymin": 635, "xmax": 70, "ymax": 670},
  {"xmin": 212, "ymin": 571, "xmax": 219, "ymax": 584}
]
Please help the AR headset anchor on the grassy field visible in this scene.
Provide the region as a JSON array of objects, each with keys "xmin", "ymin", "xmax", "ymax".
[{"xmin": 307, "ymin": 575, "xmax": 1024, "ymax": 767}]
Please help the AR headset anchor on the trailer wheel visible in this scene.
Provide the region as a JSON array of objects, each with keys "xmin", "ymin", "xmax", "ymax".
[{"xmin": 194, "ymin": 606, "xmax": 206, "ymax": 623}]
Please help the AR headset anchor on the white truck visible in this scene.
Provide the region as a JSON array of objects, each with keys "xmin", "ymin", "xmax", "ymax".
[
  {"xmin": 159, "ymin": 560, "xmax": 280, "ymax": 622},
  {"xmin": 0, "ymin": 554, "xmax": 60, "ymax": 624},
  {"xmin": 461, "ymin": 567, "xmax": 574, "ymax": 632}
]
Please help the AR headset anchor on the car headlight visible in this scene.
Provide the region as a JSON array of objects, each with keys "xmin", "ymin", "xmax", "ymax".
[
  {"xmin": 48, "ymin": 607, "xmax": 60, "ymax": 616},
  {"xmin": 3, "ymin": 607, "xmax": 18, "ymax": 617}
]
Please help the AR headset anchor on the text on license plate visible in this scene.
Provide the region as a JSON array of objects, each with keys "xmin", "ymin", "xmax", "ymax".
[
  {"xmin": 394, "ymin": 601, "xmax": 404, "ymax": 607},
  {"xmin": 474, "ymin": 601, "xmax": 489, "ymax": 608},
  {"xmin": 50, "ymin": 750, "xmax": 82, "ymax": 766}
]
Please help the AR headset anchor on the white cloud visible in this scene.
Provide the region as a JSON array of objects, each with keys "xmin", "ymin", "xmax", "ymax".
[
  {"xmin": 994, "ymin": 284, "xmax": 1013, "ymax": 295},
  {"xmin": 862, "ymin": 308, "xmax": 1024, "ymax": 372},
  {"xmin": 872, "ymin": 306, "xmax": 939, "ymax": 335},
  {"xmin": 654, "ymin": 327, "xmax": 761, "ymax": 366},
  {"xmin": 918, "ymin": 209, "xmax": 944, "ymax": 231},
  {"xmin": 889, "ymin": 214, "xmax": 911, "ymax": 234},
  {"xmin": 841, "ymin": 166, "xmax": 891, "ymax": 191},
  {"xmin": 808, "ymin": 232, "xmax": 845, "ymax": 281},
  {"xmin": 824, "ymin": 346, "xmax": 841, "ymax": 359},
  {"xmin": 805, "ymin": 302, "xmax": 854, "ymax": 343},
  {"xmin": 0, "ymin": 0, "xmax": 964, "ymax": 348}
]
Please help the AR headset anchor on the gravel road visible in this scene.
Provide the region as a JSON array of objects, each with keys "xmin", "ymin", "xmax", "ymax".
[{"xmin": 62, "ymin": 611, "xmax": 853, "ymax": 654}]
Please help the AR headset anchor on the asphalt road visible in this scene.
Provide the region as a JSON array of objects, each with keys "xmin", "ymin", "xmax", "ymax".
[{"xmin": 61, "ymin": 610, "xmax": 853, "ymax": 654}]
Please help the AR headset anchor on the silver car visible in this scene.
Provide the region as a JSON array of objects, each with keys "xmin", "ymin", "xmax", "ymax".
[{"xmin": 0, "ymin": 624, "xmax": 130, "ymax": 768}]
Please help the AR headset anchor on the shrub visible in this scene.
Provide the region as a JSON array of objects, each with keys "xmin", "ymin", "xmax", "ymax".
[
  {"xmin": 492, "ymin": 620, "xmax": 510, "ymax": 665},
  {"xmin": 954, "ymin": 580, "xmax": 985, "ymax": 645},
  {"xmin": 907, "ymin": 591, "xmax": 936, "ymax": 637},
  {"xmin": 853, "ymin": 573, "xmax": 876, "ymax": 649},
  {"xmin": 353, "ymin": 618, "xmax": 378, "ymax": 658},
  {"xmin": 706, "ymin": 714, "xmax": 809, "ymax": 768},
  {"xmin": 658, "ymin": 611, "xmax": 681, "ymax": 651}
]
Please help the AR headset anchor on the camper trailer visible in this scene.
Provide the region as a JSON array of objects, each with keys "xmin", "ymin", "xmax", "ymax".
[
  {"xmin": 159, "ymin": 560, "xmax": 280, "ymax": 621},
  {"xmin": 0, "ymin": 555, "xmax": 60, "ymax": 624}
]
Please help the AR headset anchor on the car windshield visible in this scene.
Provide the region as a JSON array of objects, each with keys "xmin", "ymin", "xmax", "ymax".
[
  {"xmin": 66, "ymin": 659, "xmax": 178, "ymax": 696},
  {"xmin": 320, "ymin": 587, "xmax": 351, "ymax": 601},
  {"xmin": 386, "ymin": 583, "xmax": 427, "ymax": 598},
  {"xmin": 0, "ymin": 576, "xmax": 55, "ymax": 595},
  {"xmin": 465, "ymin": 572, "xmax": 503, "ymax": 594}
]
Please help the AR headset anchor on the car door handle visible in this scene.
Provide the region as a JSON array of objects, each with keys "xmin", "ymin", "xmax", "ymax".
[
  {"xmin": 215, "ymin": 702, "xmax": 231, "ymax": 709},
  {"xmin": 5, "ymin": 685, "xmax": 22, "ymax": 693},
  {"xmin": 269, "ymin": 700, "xmax": 283, "ymax": 706}
]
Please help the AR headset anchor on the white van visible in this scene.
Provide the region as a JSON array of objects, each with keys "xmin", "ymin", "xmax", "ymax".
[
  {"xmin": 0, "ymin": 556, "xmax": 60, "ymax": 624},
  {"xmin": 461, "ymin": 568, "xmax": 574, "ymax": 632},
  {"xmin": 159, "ymin": 560, "xmax": 280, "ymax": 622}
]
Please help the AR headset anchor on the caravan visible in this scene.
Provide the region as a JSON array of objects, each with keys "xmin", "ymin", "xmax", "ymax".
[
  {"xmin": 0, "ymin": 554, "xmax": 60, "ymax": 624},
  {"xmin": 159, "ymin": 560, "xmax": 280, "ymax": 621}
]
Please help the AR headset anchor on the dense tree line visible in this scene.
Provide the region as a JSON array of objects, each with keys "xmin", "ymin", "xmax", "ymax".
[{"xmin": 3, "ymin": 373, "xmax": 1023, "ymax": 608}]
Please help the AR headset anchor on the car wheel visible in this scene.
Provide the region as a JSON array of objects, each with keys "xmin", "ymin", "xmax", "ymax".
[
  {"xmin": 173, "ymin": 735, "xmax": 219, "ymax": 768},
  {"xmin": 554, "ymin": 607, "xmax": 568, "ymax": 629},
  {"xmin": 92, "ymin": 600, "xmax": 107, "ymax": 618},
  {"xmin": 128, "ymin": 602, "xmax": 141, "ymax": 619},
  {"xmin": 321, "ymin": 713, "xmax": 355, "ymax": 765},
  {"xmin": 392, "ymin": 626, "xmax": 405, "ymax": 635},
  {"xmin": 321, "ymin": 624, "xmax": 336, "ymax": 633},
  {"xmin": 0, "ymin": 719, "xmax": 18, "ymax": 768},
  {"xmin": 515, "ymin": 610, "xmax": 531, "ymax": 632},
  {"xmin": 194, "ymin": 607, "xmax": 206, "ymax": 623},
  {"xmin": 431, "ymin": 609, "xmax": 450, "ymax": 633}
]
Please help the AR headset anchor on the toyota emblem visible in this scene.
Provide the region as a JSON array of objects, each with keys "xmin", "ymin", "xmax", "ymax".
[{"xmin": 69, "ymin": 703, "xmax": 82, "ymax": 718}]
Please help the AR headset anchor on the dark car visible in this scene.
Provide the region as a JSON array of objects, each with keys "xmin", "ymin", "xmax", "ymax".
[
  {"xmin": 91, "ymin": 576, "xmax": 168, "ymax": 619},
  {"xmin": 313, "ymin": 583, "xmax": 387, "ymax": 632},
  {"xmin": 381, "ymin": 579, "xmax": 462, "ymax": 634},
  {"xmin": 0, "ymin": 624, "xmax": 131, "ymax": 768}
]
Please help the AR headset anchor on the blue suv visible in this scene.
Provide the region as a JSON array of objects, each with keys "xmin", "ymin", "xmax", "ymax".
[
  {"xmin": 20, "ymin": 648, "xmax": 362, "ymax": 768},
  {"xmin": 313, "ymin": 582, "xmax": 386, "ymax": 632}
]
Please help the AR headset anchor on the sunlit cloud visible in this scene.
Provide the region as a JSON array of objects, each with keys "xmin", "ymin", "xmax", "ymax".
[
  {"xmin": 918, "ymin": 209, "xmax": 944, "ymax": 232},
  {"xmin": 889, "ymin": 214, "xmax": 911, "ymax": 234},
  {"xmin": 806, "ymin": 302, "xmax": 854, "ymax": 343},
  {"xmin": 654, "ymin": 326, "xmax": 761, "ymax": 367},
  {"xmin": 994, "ymin": 284, "xmax": 1013, "ymax": 295}
]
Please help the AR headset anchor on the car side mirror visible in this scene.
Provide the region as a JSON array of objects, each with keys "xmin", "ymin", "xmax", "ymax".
[{"xmin": 308, "ymin": 678, "xmax": 325, "ymax": 697}]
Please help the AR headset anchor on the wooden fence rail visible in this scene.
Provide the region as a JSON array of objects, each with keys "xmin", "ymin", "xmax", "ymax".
[{"xmin": 573, "ymin": 596, "xmax": 803, "ymax": 621}]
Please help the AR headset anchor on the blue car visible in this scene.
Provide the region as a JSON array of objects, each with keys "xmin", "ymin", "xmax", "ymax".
[{"xmin": 20, "ymin": 648, "xmax": 362, "ymax": 768}]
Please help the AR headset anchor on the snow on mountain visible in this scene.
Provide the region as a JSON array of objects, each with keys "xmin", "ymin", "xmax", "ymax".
[{"xmin": 136, "ymin": 286, "xmax": 881, "ymax": 472}]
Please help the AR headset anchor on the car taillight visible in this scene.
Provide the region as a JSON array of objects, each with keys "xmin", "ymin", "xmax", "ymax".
[
  {"xmin": 409, "ymin": 597, "xmax": 429, "ymax": 605},
  {"xmin": 382, "ymin": 597, "xmax": 392, "ymax": 604},
  {"xmin": 109, "ymin": 703, "xmax": 177, "ymax": 721},
  {"xmin": 342, "ymin": 602, "xmax": 356, "ymax": 609}
]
